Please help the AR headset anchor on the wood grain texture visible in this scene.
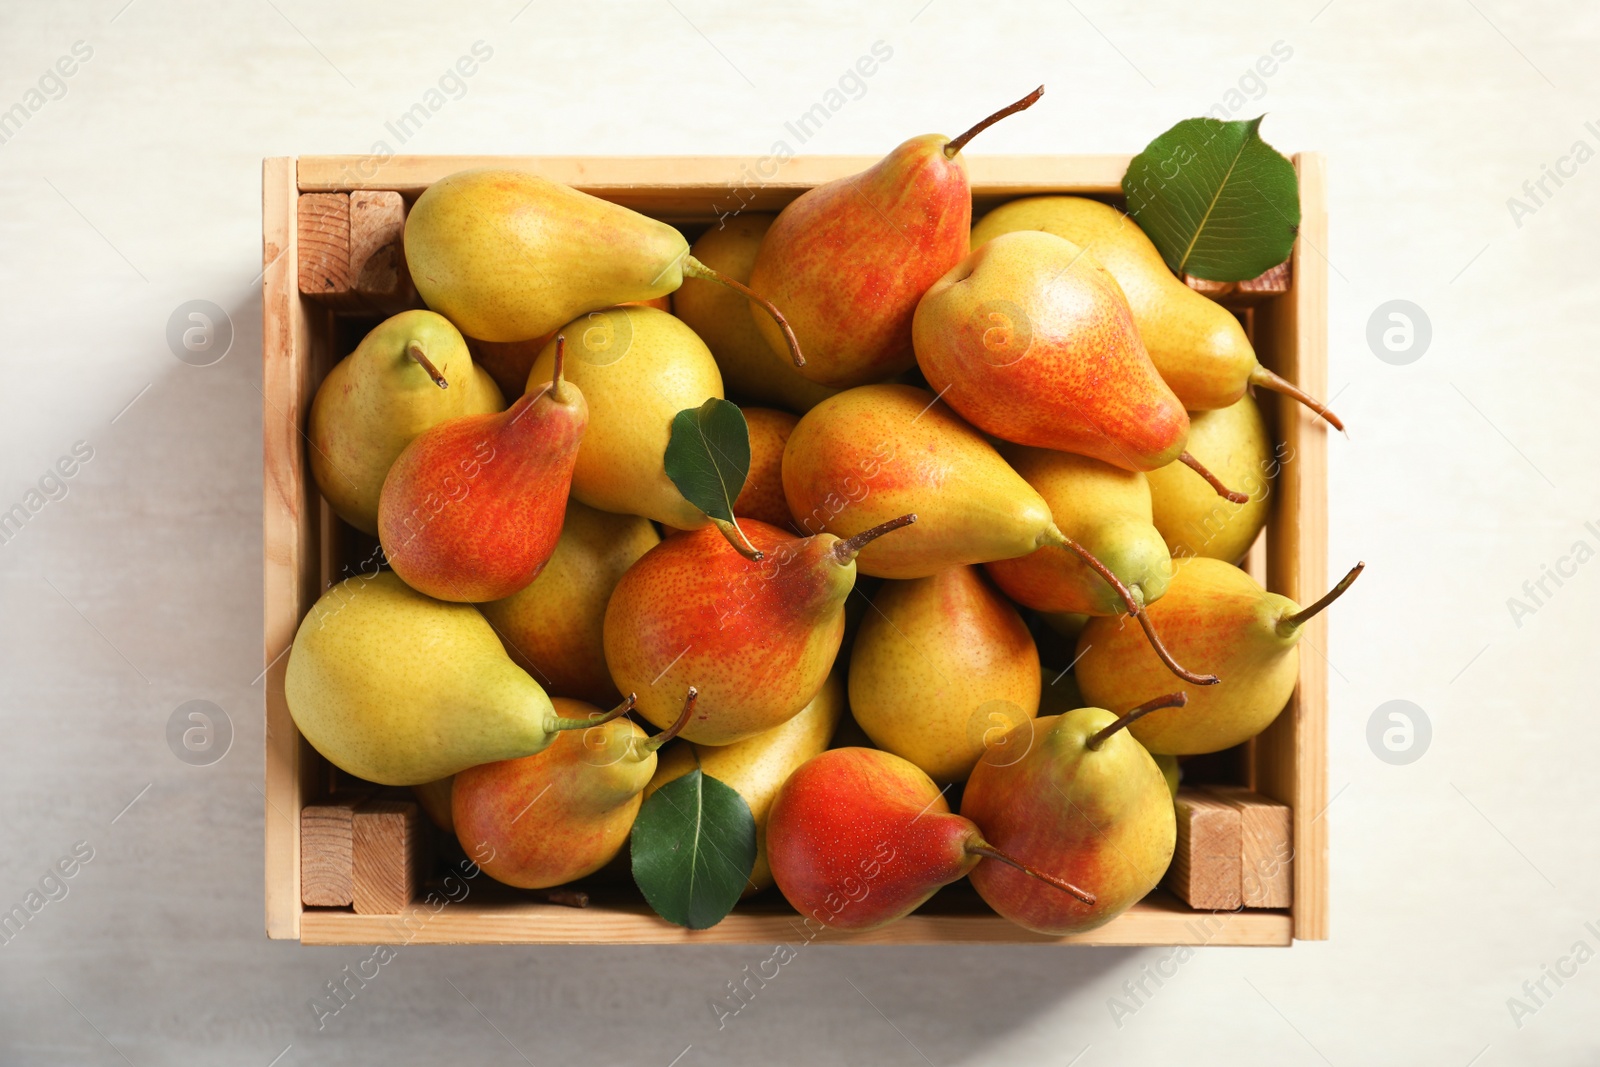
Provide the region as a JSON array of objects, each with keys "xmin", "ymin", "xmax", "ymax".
[
  {"xmin": 352, "ymin": 801, "xmax": 422, "ymax": 915},
  {"xmin": 1205, "ymin": 787, "xmax": 1293, "ymax": 908},
  {"xmin": 301, "ymin": 891, "xmax": 1291, "ymax": 946},
  {"xmin": 1167, "ymin": 789, "xmax": 1243, "ymax": 911},
  {"xmin": 1252, "ymin": 153, "xmax": 1330, "ymax": 940},
  {"xmin": 1185, "ymin": 260, "xmax": 1292, "ymax": 305},
  {"xmin": 300, "ymin": 798, "xmax": 362, "ymax": 906},
  {"xmin": 296, "ymin": 192, "xmax": 351, "ymax": 295}
]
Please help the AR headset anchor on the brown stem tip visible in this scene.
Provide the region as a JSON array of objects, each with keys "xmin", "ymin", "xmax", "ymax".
[
  {"xmin": 1179, "ymin": 451, "xmax": 1249, "ymax": 504},
  {"xmin": 969, "ymin": 842, "xmax": 1095, "ymax": 906},
  {"xmin": 945, "ymin": 86, "xmax": 1044, "ymax": 158},
  {"xmin": 1279, "ymin": 561, "xmax": 1365, "ymax": 635},
  {"xmin": 549, "ymin": 334, "xmax": 567, "ymax": 404},
  {"xmin": 643, "ymin": 687, "xmax": 698, "ymax": 754},
  {"xmin": 407, "ymin": 340, "xmax": 448, "ymax": 389},
  {"xmin": 832, "ymin": 514, "xmax": 917, "ymax": 564},
  {"xmin": 1251, "ymin": 365, "xmax": 1345, "ymax": 434},
  {"xmin": 683, "ymin": 255, "xmax": 805, "ymax": 369},
  {"xmin": 551, "ymin": 692, "xmax": 636, "ymax": 733},
  {"xmin": 1087, "ymin": 692, "xmax": 1188, "ymax": 750}
]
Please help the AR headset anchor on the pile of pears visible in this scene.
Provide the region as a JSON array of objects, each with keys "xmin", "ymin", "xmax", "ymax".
[{"xmin": 284, "ymin": 88, "xmax": 1360, "ymax": 936}]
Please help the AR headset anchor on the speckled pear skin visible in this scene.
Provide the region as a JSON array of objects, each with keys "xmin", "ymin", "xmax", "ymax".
[
  {"xmin": 848, "ymin": 566, "xmax": 1039, "ymax": 784},
  {"xmin": 308, "ymin": 310, "xmax": 503, "ymax": 535},
  {"xmin": 913, "ymin": 230, "xmax": 1190, "ymax": 472},
  {"xmin": 962, "ymin": 708, "xmax": 1175, "ymax": 936},
  {"xmin": 673, "ymin": 214, "xmax": 838, "ymax": 414},
  {"xmin": 782, "ymin": 384, "xmax": 1054, "ymax": 580},
  {"xmin": 452, "ymin": 698, "xmax": 656, "ymax": 889},
  {"xmin": 748, "ymin": 134, "xmax": 974, "ymax": 389},
  {"xmin": 603, "ymin": 521, "xmax": 852, "ymax": 747},
  {"xmin": 972, "ymin": 195, "xmax": 1256, "ymax": 411},
  {"xmin": 478, "ymin": 500, "xmax": 659, "ymax": 706},
  {"xmin": 526, "ymin": 306, "xmax": 723, "ymax": 531},
  {"xmin": 284, "ymin": 572, "xmax": 565, "ymax": 786},
  {"xmin": 646, "ymin": 672, "xmax": 844, "ymax": 894},
  {"xmin": 404, "ymin": 169, "xmax": 692, "ymax": 343},
  {"xmin": 985, "ymin": 446, "xmax": 1172, "ymax": 616},
  {"xmin": 733, "ymin": 407, "xmax": 800, "ymax": 529},
  {"xmin": 767, "ymin": 748, "xmax": 982, "ymax": 932},
  {"xmin": 378, "ymin": 374, "xmax": 586, "ymax": 603},
  {"xmin": 1147, "ymin": 394, "xmax": 1273, "ymax": 564},
  {"xmin": 1075, "ymin": 558, "xmax": 1302, "ymax": 755}
]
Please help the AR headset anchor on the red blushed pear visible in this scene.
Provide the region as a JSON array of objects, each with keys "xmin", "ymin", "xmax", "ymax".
[
  {"xmin": 961, "ymin": 694, "xmax": 1187, "ymax": 936},
  {"xmin": 453, "ymin": 690, "xmax": 697, "ymax": 890},
  {"xmin": 603, "ymin": 516, "xmax": 917, "ymax": 747},
  {"xmin": 748, "ymin": 88, "xmax": 1044, "ymax": 388},
  {"xmin": 913, "ymin": 230, "xmax": 1247, "ymax": 500},
  {"xmin": 767, "ymin": 748, "xmax": 1093, "ymax": 934},
  {"xmin": 378, "ymin": 337, "xmax": 587, "ymax": 603}
]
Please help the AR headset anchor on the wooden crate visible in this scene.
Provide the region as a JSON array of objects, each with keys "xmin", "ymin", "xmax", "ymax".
[{"xmin": 263, "ymin": 154, "xmax": 1329, "ymax": 946}]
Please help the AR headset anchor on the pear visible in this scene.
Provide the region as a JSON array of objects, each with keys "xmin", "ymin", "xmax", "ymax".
[
  {"xmin": 672, "ymin": 214, "xmax": 836, "ymax": 413},
  {"xmin": 478, "ymin": 500, "xmax": 660, "ymax": 706},
  {"xmin": 526, "ymin": 306, "xmax": 722, "ymax": 531},
  {"xmin": 984, "ymin": 447, "xmax": 1173, "ymax": 616},
  {"xmin": 453, "ymin": 691, "xmax": 693, "ymax": 889},
  {"xmin": 308, "ymin": 310, "xmax": 503, "ymax": 534},
  {"xmin": 379, "ymin": 339, "xmax": 587, "ymax": 603},
  {"xmin": 768, "ymin": 747, "xmax": 1093, "ymax": 933},
  {"xmin": 783, "ymin": 384, "xmax": 1215, "ymax": 684},
  {"xmin": 468, "ymin": 297, "xmax": 670, "ymax": 400},
  {"xmin": 404, "ymin": 169, "xmax": 802, "ymax": 363},
  {"xmin": 749, "ymin": 88, "xmax": 1043, "ymax": 388},
  {"xmin": 971, "ymin": 195, "xmax": 1342, "ymax": 427},
  {"xmin": 412, "ymin": 776, "xmax": 454, "ymax": 832},
  {"xmin": 1155, "ymin": 754, "xmax": 1180, "ymax": 800},
  {"xmin": 284, "ymin": 572, "xmax": 615, "ymax": 785},
  {"xmin": 733, "ymin": 407, "xmax": 799, "ymax": 530},
  {"xmin": 1147, "ymin": 394, "xmax": 1273, "ymax": 563},
  {"xmin": 848, "ymin": 566, "xmax": 1039, "ymax": 783},
  {"xmin": 646, "ymin": 672, "xmax": 844, "ymax": 895},
  {"xmin": 914, "ymin": 230, "xmax": 1201, "ymax": 476},
  {"xmin": 961, "ymin": 695, "xmax": 1185, "ymax": 935},
  {"xmin": 1075, "ymin": 558, "xmax": 1364, "ymax": 754},
  {"xmin": 603, "ymin": 515, "xmax": 916, "ymax": 746}
]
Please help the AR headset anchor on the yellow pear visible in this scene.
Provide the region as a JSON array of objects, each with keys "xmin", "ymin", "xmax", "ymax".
[
  {"xmin": 849, "ymin": 566, "xmax": 1040, "ymax": 783},
  {"xmin": 1147, "ymin": 394, "xmax": 1274, "ymax": 563},
  {"xmin": 971, "ymin": 196, "xmax": 1340, "ymax": 427},
  {"xmin": 411, "ymin": 777, "xmax": 454, "ymax": 832},
  {"xmin": 526, "ymin": 306, "xmax": 723, "ymax": 529},
  {"xmin": 645, "ymin": 673, "xmax": 843, "ymax": 895},
  {"xmin": 479, "ymin": 500, "xmax": 660, "ymax": 706},
  {"xmin": 284, "ymin": 572, "xmax": 608, "ymax": 785},
  {"xmin": 673, "ymin": 214, "xmax": 837, "ymax": 414},
  {"xmin": 308, "ymin": 310, "xmax": 502, "ymax": 534}
]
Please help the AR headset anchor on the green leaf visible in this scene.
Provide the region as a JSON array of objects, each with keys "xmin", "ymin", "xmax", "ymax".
[
  {"xmin": 1122, "ymin": 115, "xmax": 1300, "ymax": 282},
  {"xmin": 665, "ymin": 398, "xmax": 751, "ymax": 524},
  {"xmin": 631, "ymin": 769, "xmax": 757, "ymax": 929}
]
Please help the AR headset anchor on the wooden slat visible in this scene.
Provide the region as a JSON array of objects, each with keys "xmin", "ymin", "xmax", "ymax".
[
  {"xmin": 301, "ymin": 890, "xmax": 1291, "ymax": 946},
  {"xmin": 1184, "ymin": 260, "xmax": 1292, "ymax": 306},
  {"xmin": 1205, "ymin": 787, "xmax": 1293, "ymax": 908},
  {"xmin": 264, "ymin": 157, "xmax": 324, "ymax": 940},
  {"xmin": 1166, "ymin": 789, "xmax": 1242, "ymax": 910},
  {"xmin": 352, "ymin": 801, "xmax": 422, "ymax": 915},
  {"xmin": 1252, "ymin": 153, "xmax": 1330, "ymax": 940},
  {"xmin": 348, "ymin": 190, "xmax": 407, "ymax": 298},
  {"xmin": 300, "ymin": 797, "xmax": 363, "ymax": 906}
]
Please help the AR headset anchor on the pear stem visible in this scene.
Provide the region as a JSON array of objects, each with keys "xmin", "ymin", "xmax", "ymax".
[
  {"xmin": 944, "ymin": 86, "xmax": 1044, "ymax": 158},
  {"xmin": 550, "ymin": 693, "xmax": 636, "ymax": 733},
  {"xmin": 968, "ymin": 841, "xmax": 1095, "ymax": 906},
  {"xmin": 682, "ymin": 255, "xmax": 805, "ymax": 369},
  {"xmin": 639, "ymin": 686, "xmax": 698, "ymax": 756},
  {"xmin": 1250, "ymin": 365, "xmax": 1344, "ymax": 433},
  {"xmin": 831, "ymin": 513, "xmax": 917, "ymax": 564},
  {"xmin": 1178, "ymin": 451, "xmax": 1249, "ymax": 504},
  {"xmin": 406, "ymin": 340, "xmax": 448, "ymax": 389},
  {"xmin": 1277, "ymin": 562, "xmax": 1365, "ymax": 636},
  {"xmin": 1086, "ymin": 692, "xmax": 1189, "ymax": 750},
  {"xmin": 710, "ymin": 516, "xmax": 764, "ymax": 562},
  {"xmin": 1046, "ymin": 527, "xmax": 1219, "ymax": 686},
  {"xmin": 549, "ymin": 334, "xmax": 567, "ymax": 404}
]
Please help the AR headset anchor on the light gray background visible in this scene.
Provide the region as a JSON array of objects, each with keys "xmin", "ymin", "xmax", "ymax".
[{"xmin": 1, "ymin": 0, "xmax": 1596, "ymax": 1063}]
